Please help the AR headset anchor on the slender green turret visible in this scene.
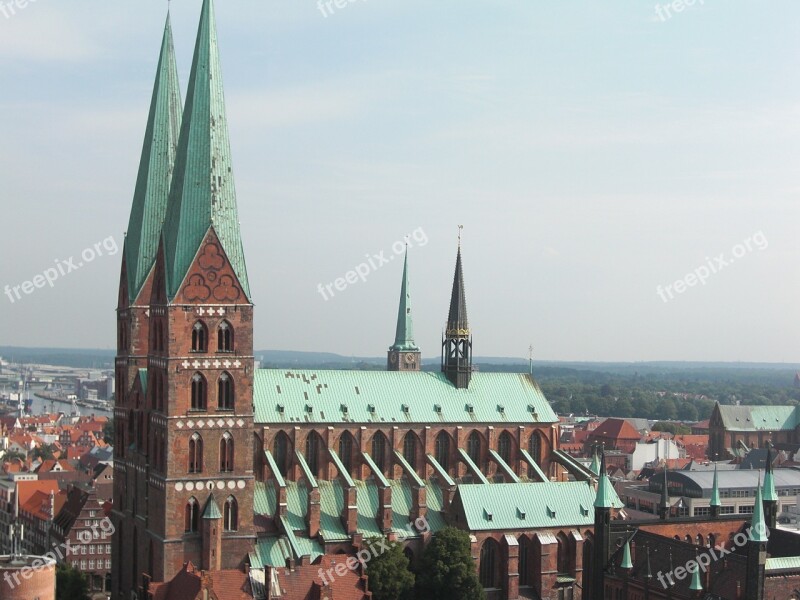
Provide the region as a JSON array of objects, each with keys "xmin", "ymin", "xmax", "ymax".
[{"xmin": 390, "ymin": 248, "xmax": 419, "ymax": 352}]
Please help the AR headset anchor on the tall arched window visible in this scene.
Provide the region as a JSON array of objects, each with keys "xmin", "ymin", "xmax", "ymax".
[
  {"xmin": 189, "ymin": 433, "xmax": 203, "ymax": 473},
  {"xmin": 528, "ymin": 432, "xmax": 542, "ymax": 478},
  {"xmin": 338, "ymin": 432, "xmax": 354, "ymax": 474},
  {"xmin": 273, "ymin": 432, "xmax": 289, "ymax": 477},
  {"xmin": 224, "ymin": 496, "xmax": 238, "ymax": 531},
  {"xmin": 218, "ymin": 321, "xmax": 233, "ymax": 352},
  {"xmin": 498, "ymin": 431, "xmax": 513, "ymax": 464},
  {"xmin": 479, "ymin": 539, "xmax": 499, "ymax": 588},
  {"xmin": 519, "ymin": 536, "xmax": 531, "ymax": 586},
  {"xmin": 529, "ymin": 433, "xmax": 541, "ymax": 463},
  {"xmin": 305, "ymin": 432, "xmax": 321, "ymax": 475},
  {"xmin": 185, "ymin": 497, "xmax": 199, "ymax": 532},
  {"xmin": 220, "ymin": 432, "xmax": 234, "ymax": 472},
  {"xmin": 371, "ymin": 432, "xmax": 388, "ymax": 472},
  {"xmin": 467, "ymin": 431, "xmax": 482, "ymax": 464},
  {"xmin": 403, "ymin": 433, "xmax": 418, "ymax": 471},
  {"xmin": 435, "ymin": 431, "xmax": 450, "ymax": 472},
  {"xmin": 557, "ymin": 531, "xmax": 575, "ymax": 576},
  {"xmin": 218, "ymin": 372, "xmax": 234, "ymax": 410},
  {"xmin": 192, "ymin": 322, "xmax": 208, "ymax": 353},
  {"xmin": 191, "ymin": 373, "xmax": 207, "ymax": 410}
]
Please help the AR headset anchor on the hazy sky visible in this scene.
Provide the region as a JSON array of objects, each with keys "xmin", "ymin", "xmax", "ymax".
[{"xmin": 1, "ymin": 1, "xmax": 798, "ymax": 362}]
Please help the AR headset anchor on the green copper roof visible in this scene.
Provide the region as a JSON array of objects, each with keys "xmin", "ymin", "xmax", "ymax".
[
  {"xmin": 253, "ymin": 369, "xmax": 558, "ymax": 424},
  {"xmin": 456, "ymin": 482, "xmax": 605, "ymax": 530},
  {"xmin": 750, "ymin": 483, "xmax": 768, "ymax": 543},
  {"xmin": 202, "ymin": 494, "xmax": 221, "ymax": 519},
  {"xmin": 620, "ymin": 540, "xmax": 633, "ymax": 569},
  {"xmin": 765, "ymin": 556, "xmax": 800, "ymax": 571},
  {"xmin": 716, "ymin": 404, "xmax": 798, "ymax": 432},
  {"xmin": 710, "ymin": 463, "xmax": 721, "ymax": 507},
  {"xmin": 124, "ymin": 14, "xmax": 182, "ymax": 302},
  {"xmin": 689, "ymin": 561, "xmax": 703, "ymax": 591},
  {"xmin": 162, "ymin": 0, "xmax": 250, "ymax": 300},
  {"xmin": 390, "ymin": 248, "xmax": 419, "ymax": 352}
]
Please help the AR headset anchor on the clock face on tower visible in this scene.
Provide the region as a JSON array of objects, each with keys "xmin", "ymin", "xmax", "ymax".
[
  {"xmin": 389, "ymin": 352, "xmax": 398, "ymax": 364},
  {"xmin": 403, "ymin": 353, "xmax": 415, "ymax": 365}
]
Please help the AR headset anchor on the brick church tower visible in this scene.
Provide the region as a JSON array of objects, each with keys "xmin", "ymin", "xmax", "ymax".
[{"xmin": 113, "ymin": 2, "xmax": 255, "ymax": 597}]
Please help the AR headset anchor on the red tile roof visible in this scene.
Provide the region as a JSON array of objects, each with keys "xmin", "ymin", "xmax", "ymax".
[
  {"xmin": 150, "ymin": 562, "xmax": 252, "ymax": 600},
  {"xmin": 589, "ymin": 418, "xmax": 642, "ymax": 442}
]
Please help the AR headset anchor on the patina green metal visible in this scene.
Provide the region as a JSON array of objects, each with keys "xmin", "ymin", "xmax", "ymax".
[
  {"xmin": 124, "ymin": 14, "xmax": 182, "ymax": 303},
  {"xmin": 162, "ymin": 0, "xmax": 250, "ymax": 300}
]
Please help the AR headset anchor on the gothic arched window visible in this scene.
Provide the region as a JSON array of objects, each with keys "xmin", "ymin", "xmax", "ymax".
[
  {"xmin": 338, "ymin": 432, "xmax": 354, "ymax": 474},
  {"xmin": 218, "ymin": 372, "xmax": 234, "ymax": 410},
  {"xmin": 192, "ymin": 321, "xmax": 208, "ymax": 353},
  {"xmin": 185, "ymin": 497, "xmax": 199, "ymax": 532},
  {"xmin": 189, "ymin": 433, "xmax": 203, "ymax": 473},
  {"xmin": 220, "ymin": 432, "xmax": 234, "ymax": 472},
  {"xmin": 191, "ymin": 373, "xmax": 207, "ymax": 410},
  {"xmin": 224, "ymin": 496, "xmax": 238, "ymax": 532},
  {"xmin": 218, "ymin": 321, "xmax": 234, "ymax": 352}
]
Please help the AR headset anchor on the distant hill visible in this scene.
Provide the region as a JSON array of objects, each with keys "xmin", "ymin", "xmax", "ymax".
[{"xmin": 1, "ymin": 346, "xmax": 798, "ymax": 387}]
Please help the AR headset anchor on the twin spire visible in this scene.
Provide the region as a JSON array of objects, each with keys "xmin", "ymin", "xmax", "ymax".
[
  {"xmin": 124, "ymin": 0, "xmax": 250, "ymax": 304},
  {"xmin": 162, "ymin": 0, "xmax": 249, "ymax": 300},
  {"xmin": 123, "ymin": 15, "xmax": 182, "ymax": 303},
  {"xmin": 388, "ymin": 235, "xmax": 473, "ymax": 387}
]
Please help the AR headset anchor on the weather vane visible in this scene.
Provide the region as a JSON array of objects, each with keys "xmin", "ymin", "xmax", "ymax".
[{"xmin": 458, "ymin": 225, "xmax": 463, "ymax": 247}]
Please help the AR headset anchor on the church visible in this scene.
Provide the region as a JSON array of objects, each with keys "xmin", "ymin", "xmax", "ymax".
[{"xmin": 111, "ymin": 2, "xmax": 623, "ymax": 599}]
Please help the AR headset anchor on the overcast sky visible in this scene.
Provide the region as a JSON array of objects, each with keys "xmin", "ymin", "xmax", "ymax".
[{"xmin": 0, "ymin": 0, "xmax": 798, "ymax": 362}]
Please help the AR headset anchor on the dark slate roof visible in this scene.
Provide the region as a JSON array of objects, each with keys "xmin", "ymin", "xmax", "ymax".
[{"xmin": 446, "ymin": 247, "xmax": 469, "ymax": 336}]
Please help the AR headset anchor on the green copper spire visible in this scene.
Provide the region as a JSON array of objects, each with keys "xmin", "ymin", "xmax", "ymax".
[
  {"xmin": 124, "ymin": 14, "xmax": 182, "ymax": 303},
  {"xmin": 710, "ymin": 462, "xmax": 721, "ymax": 507},
  {"xmin": 589, "ymin": 446, "xmax": 600, "ymax": 476},
  {"xmin": 390, "ymin": 247, "xmax": 419, "ymax": 352},
  {"xmin": 594, "ymin": 452, "xmax": 616, "ymax": 508},
  {"xmin": 689, "ymin": 557, "xmax": 703, "ymax": 592},
  {"xmin": 763, "ymin": 448, "xmax": 778, "ymax": 502},
  {"xmin": 162, "ymin": 0, "xmax": 250, "ymax": 300},
  {"xmin": 202, "ymin": 494, "xmax": 222, "ymax": 519},
  {"xmin": 620, "ymin": 539, "xmax": 633, "ymax": 569},
  {"xmin": 750, "ymin": 481, "xmax": 769, "ymax": 543}
]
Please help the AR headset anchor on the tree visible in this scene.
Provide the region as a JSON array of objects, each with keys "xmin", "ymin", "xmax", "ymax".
[
  {"xmin": 56, "ymin": 563, "xmax": 90, "ymax": 600},
  {"xmin": 365, "ymin": 538, "xmax": 415, "ymax": 600},
  {"xmin": 416, "ymin": 527, "xmax": 485, "ymax": 600},
  {"xmin": 31, "ymin": 444, "xmax": 56, "ymax": 461},
  {"xmin": 2, "ymin": 450, "xmax": 26, "ymax": 462}
]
